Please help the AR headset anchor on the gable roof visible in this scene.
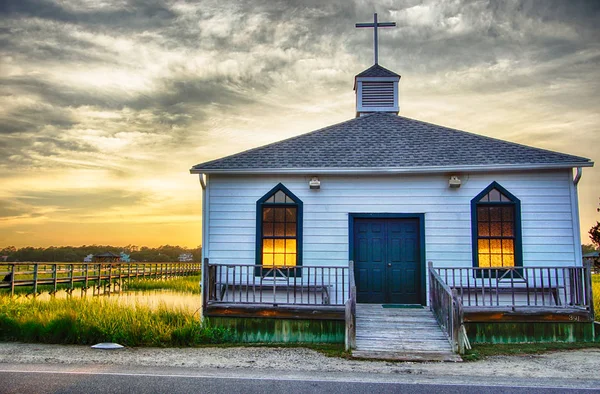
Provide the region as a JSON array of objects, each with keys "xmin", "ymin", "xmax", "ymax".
[
  {"xmin": 355, "ymin": 64, "xmax": 400, "ymax": 78},
  {"xmin": 191, "ymin": 112, "xmax": 592, "ymax": 174},
  {"xmin": 94, "ymin": 252, "xmax": 120, "ymax": 258}
]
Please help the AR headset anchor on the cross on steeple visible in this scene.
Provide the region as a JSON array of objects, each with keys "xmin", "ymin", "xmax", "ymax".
[{"xmin": 355, "ymin": 13, "xmax": 396, "ymax": 65}]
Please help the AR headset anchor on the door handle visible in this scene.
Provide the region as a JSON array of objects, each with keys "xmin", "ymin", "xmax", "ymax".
[{"xmin": 387, "ymin": 263, "xmax": 392, "ymax": 267}]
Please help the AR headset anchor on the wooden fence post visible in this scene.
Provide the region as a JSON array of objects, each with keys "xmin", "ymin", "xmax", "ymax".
[
  {"xmin": 52, "ymin": 264, "xmax": 57, "ymax": 294},
  {"xmin": 202, "ymin": 258, "xmax": 209, "ymax": 313},
  {"xmin": 95, "ymin": 264, "xmax": 101, "ymax": 294},
  {"xmin": 108, "ymin": 263, "xmax": 113, "ymax": 293},
  {"xmin": 585, "ymin": 261, "xmax": 594, "ymax": 321},
  {"xmin": 69, "ymin": 264, "xmax": 74, "ymax": 293},
  {"xmin": 10, "ymin": 264, "xmax": 15, "ymax": 296},
  {"xmin": 33, "ymin": 263, "xmax": 39, "ymax": 296}
]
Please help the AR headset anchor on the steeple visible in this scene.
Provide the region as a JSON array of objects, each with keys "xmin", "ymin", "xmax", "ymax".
[{"xmin": 354, "ymin": 13, "xmax": 400, "ymax": 117}]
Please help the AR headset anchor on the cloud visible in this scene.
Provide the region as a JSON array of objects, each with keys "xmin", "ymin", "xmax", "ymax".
[
  {"xmin": 1, "ymin": 0, "xmax": 177, "ymax": 31},
  {"xmin": 14, "ymin": 189, "xmax": 146, "ymax": 212}
]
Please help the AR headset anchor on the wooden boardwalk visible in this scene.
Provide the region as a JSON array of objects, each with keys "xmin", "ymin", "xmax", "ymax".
[
  {"xmin": 352, "ymin": 304, "xmax": 461, "ymax": 362},
  {"xmin": 0, "ymin": 262, "xmax": 201, "ymax": 295}
]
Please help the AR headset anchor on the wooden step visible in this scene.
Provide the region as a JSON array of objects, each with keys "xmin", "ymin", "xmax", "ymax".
[
  {"xmin": 352, "ymin": 350, "xmax": 462, "ymax": 362},
  {"xmin": 352, "ymin": 303, "xmax": 461, "ymax": 362}
]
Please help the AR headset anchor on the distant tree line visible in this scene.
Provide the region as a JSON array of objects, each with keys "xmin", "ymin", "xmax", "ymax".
[
  {"xmin": 582, "ymin": 244, "xmax": 598, "ymax": 254},
  {"xmin": 585, "ymin": 197, "xmax": 600, "ymax": 255},
  {"xmin": 0, "ymin": 245, "xmax": 202, "ymax": 263}
]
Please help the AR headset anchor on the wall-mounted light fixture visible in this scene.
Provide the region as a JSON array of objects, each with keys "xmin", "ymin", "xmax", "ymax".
[
  {"xmin": 448, "ymin": 175, "xmax": 461, "ymax": 188},
  {"xmin": 309, "ymin": 176, "xmax": 321, "ymax": 190}
]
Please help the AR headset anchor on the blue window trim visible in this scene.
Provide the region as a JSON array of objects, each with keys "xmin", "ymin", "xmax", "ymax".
[
  {"xmin": 471, "ymin": 181, "xmax": 523, "ymax": 271},
  {"xmin": 255, "ymin": 183, "xmax": 303, "ymax": 277},
  {"xmin": 348, "ymin": 213, "xmax": 427, "ymax": 306}
]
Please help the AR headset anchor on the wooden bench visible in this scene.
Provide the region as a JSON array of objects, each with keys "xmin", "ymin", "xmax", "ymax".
[{"xmin": 454, "ymin": 282, "xmax": 566, "ymax": 307}]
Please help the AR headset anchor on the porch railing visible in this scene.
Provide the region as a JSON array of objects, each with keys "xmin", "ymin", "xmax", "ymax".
[
  {"xmin": 203, "ymin": 259, "xmax": 349, "ymax": 307},
  {"xmin": 432, "ymin": 264, "xmax": 594, "ymax": 315}
]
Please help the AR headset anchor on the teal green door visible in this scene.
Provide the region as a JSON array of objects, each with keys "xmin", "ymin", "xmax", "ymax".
[{"xmin": 354, "ymin": 218, "xmax": 422, "ymax": 304}]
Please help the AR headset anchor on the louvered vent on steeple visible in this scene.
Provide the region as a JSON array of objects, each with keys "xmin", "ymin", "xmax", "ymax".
[
  {"xmin": 354, "ymin": 64, "xmax": 400, "ymax": 117},
  {"xmin": 361, "ymin": 81, "xmax": 394, "ymax": 107}
]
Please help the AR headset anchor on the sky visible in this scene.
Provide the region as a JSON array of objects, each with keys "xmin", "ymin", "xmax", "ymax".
[{"xmin": 1, "ymin": 0, "xmax": 599, "ymax": 248}]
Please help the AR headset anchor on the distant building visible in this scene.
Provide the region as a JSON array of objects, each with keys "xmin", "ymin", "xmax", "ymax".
[
  {"xmin": 583, "ymin": 251, "xmax": 599, "ymax": 260},
  {"xmin": 178, "ymin": 253, "xmax": 194, "ymax": 262},
  {"xmin": 120, "ymin": 252, "xmax": 131, "ymax": 263},
  {"xmin": 83, "ymin": 254, "xmax": 93, "ymax": 262},
  {"xmin": 93, "ymin": 252, "xmax": 121, "ymax": 263}
]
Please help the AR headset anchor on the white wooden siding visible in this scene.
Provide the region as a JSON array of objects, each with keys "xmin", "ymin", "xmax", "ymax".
[{"xmin": 206, "ymin": 170, "xmax": 579, "ymax": 271}]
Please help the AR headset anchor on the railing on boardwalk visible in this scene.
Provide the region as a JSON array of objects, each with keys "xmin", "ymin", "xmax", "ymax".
[
  {"xmin": 428, "ymin": 262, "xmax": 467, "ymax": 354},
  {"xmin": 203, "ymin": 259, "xmax": 349, "ymax": 307},
  {"xmin": 431, "ymin": 263, "xmax": 594, "ymax": 316},
  {"xmin": 0, "ymin": 262, "xmax": 201, "ymax": 295}
]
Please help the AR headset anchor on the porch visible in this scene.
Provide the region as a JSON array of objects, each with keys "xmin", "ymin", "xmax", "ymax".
[
  {"xmin": 202, "ymin": 260, "xmax": 348, "ymax": 343},
  {"xmin": 202, "ymin": 259, "xmax": 596, "ymax": 357},
  {"xmin": 429, "ymin": 262, "xmax": 596, "ymax": 351},
  {"xmin": 202, "ymin": 260, "xmax": 347, "ymax": 320}
]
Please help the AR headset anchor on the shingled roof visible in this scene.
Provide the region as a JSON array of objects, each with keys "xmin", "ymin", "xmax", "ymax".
[
  {"xmin": 191, "ymin": 113, "xmax": 592, "ymax": 174},
  {"xmin": 355, "ymin": 64, "xmax": 400, "ymax": 78}
]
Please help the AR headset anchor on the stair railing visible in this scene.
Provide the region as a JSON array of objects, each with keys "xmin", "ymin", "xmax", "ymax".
[
  {"xmin": 345, "ymin": 260, "xmax": 356, "ymax": 351},
  {"xmin": 428, "ymin": 261, "xmax": 469, "ymax": 354}
]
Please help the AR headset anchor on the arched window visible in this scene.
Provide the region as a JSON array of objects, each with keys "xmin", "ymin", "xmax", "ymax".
[
  {"xmin": 471, "ymin": 182, "xmax": 522, "ymax": 268},
  {"xmin": 256, "ymin": 184, "xmax": 303, "ymax": 271}
]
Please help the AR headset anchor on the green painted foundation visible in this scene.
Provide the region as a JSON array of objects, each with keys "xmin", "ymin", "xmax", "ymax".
[
  {"xmin": 466, "ymin": 322, "xmax": 596, "ymax": 344},
  {"xmin": 206, "ymin": 317, "xmax": 345, "ymax": 343}
]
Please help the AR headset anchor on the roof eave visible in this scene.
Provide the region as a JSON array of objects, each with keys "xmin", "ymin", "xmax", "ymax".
[{"xmin": 190, "ymin": 161, "xmax": 594, "ymax": 175}]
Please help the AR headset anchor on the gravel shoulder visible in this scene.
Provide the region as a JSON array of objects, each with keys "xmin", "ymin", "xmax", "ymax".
[{"xmin": 1, "ymin": 342, "xmax": 599, "ymax": 382}]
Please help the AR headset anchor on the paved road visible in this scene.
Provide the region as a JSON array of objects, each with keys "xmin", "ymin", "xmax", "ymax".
[{"xmin": 0, "ymin": 364, "xmax": 599, "ymax": 394}]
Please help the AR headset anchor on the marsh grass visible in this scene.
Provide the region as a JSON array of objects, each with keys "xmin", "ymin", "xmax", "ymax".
[
  {"xmin": 0, "ymin": 282, "xmax": 88, "ymax": 296},
  {"xmin": 123, "ymin": 274, "xmax": 201, "ymax": 294},
  {"xmin": 0, "ymin": 296, "xmax": 230, "ymax": 346}
]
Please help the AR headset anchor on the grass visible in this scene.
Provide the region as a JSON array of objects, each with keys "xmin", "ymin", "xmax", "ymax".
[
  {"xmin": 0, "ymin": 296, "xmax": 229, "ymax": 346},
  {"xmin": 0, "ymin": 296, "xmax": 347, "ymax": 354},
  {"xmin": 123, "ymin": 274, "xmax": 201, "ymax": 294},
  {"xmin": 462, "ymin": 341, "xmax": 600, "ymax": 361}
]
